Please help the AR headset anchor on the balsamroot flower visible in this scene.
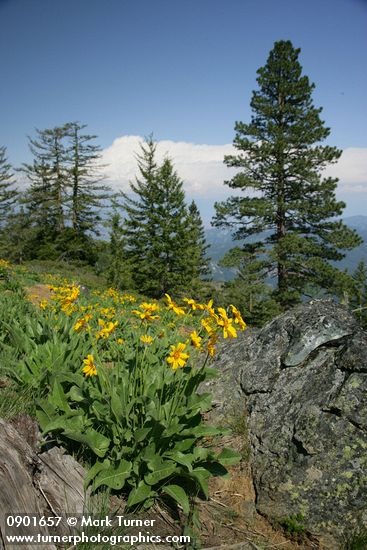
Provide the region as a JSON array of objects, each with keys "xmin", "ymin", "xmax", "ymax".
[
  {"xmin": 165, "ymin": 294, "xmax": 186, "ymax": 316},
  {"xmin": 216, "ymin": 308, "xmax": 237, "ymax": 339},
  {"xmin": 132, "ymin": 302, "xmax": 160, "ymax": 321},
  {"xmin": 230, "ymin": 304, "xmax": 247, "ymax": 331},
  {"xmin": 82, "ymin": 354, "xmax": 97, "ymax": 377},
  {"xmin": 190, "ymin": 330, "xmax": 202, "ymax": 349},
  {"xmin": 140, "ymin": 334, "xmax": 153, "ymax": 345},
  {"xmin": 167, "ymin": 342, "xmax": 190, "ymax": 370}
]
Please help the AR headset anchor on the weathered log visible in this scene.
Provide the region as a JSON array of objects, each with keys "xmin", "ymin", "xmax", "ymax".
[{"xmin": 0, "ymin": 416, "xmax": 90, "ymax": 549}]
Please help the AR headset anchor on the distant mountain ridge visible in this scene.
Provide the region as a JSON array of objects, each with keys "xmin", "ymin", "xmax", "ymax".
[{"xmin": 206, "ymin": 216, "xmax": 367, "ymax": 282}]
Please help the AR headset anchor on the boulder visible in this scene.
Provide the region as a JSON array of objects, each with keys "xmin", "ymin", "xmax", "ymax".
[{"xmin": 206, "ymin": 300, "xmax": 367, "ymax": 548}]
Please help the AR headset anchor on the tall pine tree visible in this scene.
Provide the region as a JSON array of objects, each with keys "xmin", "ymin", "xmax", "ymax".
[
  {"xmin": 21, "ymin": 123, "xmax": 111, "ymax": 261},
  {"xmin": 0, "ymin": 146, "xmax": 17, "ymax": 229},
  {"xmin": 106, "ymin": 210, "xmax": 132, "ymax": 289},
  {"xmin": 65, "ymin": 122, "xmax": 111, "ymax": 235},
  {"xmin": 213, "ymin": 40, "xmax": 361, "ymax": 307},
  {"xmin": 22, "ymin": 125, "xmax": 68, "ymax": 236},
  {"xmin": 185, "ymin": 200, "xmax": 210, "ymax": 283}
]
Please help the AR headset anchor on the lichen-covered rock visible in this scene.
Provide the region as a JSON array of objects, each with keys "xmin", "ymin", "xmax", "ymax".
[{"xmin": 206, "ymin": 301, "xmax": 367, "ymax": 548}]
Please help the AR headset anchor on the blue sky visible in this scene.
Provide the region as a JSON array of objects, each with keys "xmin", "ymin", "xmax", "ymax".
[{"xmin": 1, "ymin": 0, "xmax": 366, "ymax": 223}]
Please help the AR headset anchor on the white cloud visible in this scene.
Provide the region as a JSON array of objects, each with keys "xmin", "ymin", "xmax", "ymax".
[
  {"xmin": 102, "ymin": 136, "xmax": 367, "ymax": 200},
  {"xmin": 325, "ymin": 147, "xmax": 367, "ymax": 192},
  {"xmin": 101, "ymin": 135, "xmax": 238, "ymax": 198}
]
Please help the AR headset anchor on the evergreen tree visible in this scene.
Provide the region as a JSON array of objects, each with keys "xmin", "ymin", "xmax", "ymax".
[
  {"xmin": 0, "ymin": 146, "xmax": 18, "ymax": 229},
  {"xmin": 21, "ymin": 123, "xmax": 111, "ymax": 262},
  {"xmin": 122, "ymin": 137, "xmax": 160, "ymax": 293},
  {"xmin": 22, "ymin": 125, "xmax": 68, "ymax": 235},
  {"xmin": 351, "ymin": 261, "xmax": 367, "ymax": 328},
  {"xmin": 106, "ymin": 211, "xmax": 132, "ymax": 289},
  {"xmin": 65, "ymin": 122, "xmax": 111, "ymax": 235},
  {"xmin": 185, "ymin": 200, "xmax": 210, "ymax": 283},
  {"xmin": 123, "ymin": 138, "xmax": 205, "ymax": 297},
  {"xmin": 219, "ymin": 244, "xmax": 281, "ymax": 325},
  {"xmin": 1, "ymin": 205, "xmax": 35, "ymax": 263},
  {"xmin": 213, "ymin": 40, "xmax": 362, "ymax": 307}
]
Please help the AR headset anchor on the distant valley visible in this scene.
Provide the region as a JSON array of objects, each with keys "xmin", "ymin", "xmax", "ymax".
[{"xmin": 206, "ymin": 216, "xmax": 367, "ymax": 282}]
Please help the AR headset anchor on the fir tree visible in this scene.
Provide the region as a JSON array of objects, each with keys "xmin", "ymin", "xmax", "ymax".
[
  {"xmin": 219, "ymin": 244, "xmax": 281, "ymax": 325},
  {"xmin": 123, "ymin": 138, "xmax": 204, "ymax": 297},
  {"xmin": 122, "ymin": 137, "xmax": 160, "ymax": 293},
  {"xmin": 185, "ymin": 200, "xmax": 210, "ymax": 283},
  {"xmin": 1, "ymin": 205, "xmax": 35, "ymax": 263},
  {"xmin": 106, "ymin": 211, "xmax": 132, "ymax": 289},
  {"xmin": 351, "ymin": 261, "xmax": 367, "ymax": 328},
  {"xmin": 0, "ymin": 146, "xmax": 18, "ymax": 229},
  {"xmin": 22, "ymin": 125, "xmax": 68, "ymax": 235},
  {"xmin": 213, "ymin": 40, "xmax": 362, "ymax": 307},
  {"xmin": 65, "ymin": 122, "xmax": 111, "ymax": 235}
]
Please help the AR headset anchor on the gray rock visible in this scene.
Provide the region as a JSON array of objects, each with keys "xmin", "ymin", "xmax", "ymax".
[{"xmin": 208, "ymin": 300, "xmax": 367, "ymax": 548}]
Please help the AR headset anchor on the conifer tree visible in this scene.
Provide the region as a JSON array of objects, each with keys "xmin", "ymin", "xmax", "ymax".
[
  {"xmin": 65, "ymin": 122, "xmax": 111, "ymax": 235},
  {"xmin": 122, "ymin": 137, "xmax": 160, "ymax": 293},
  {"xmin": 0, "ymin": 146, "xmax": 18, "ymax": 229},
  {"xmin": 219, "ymin": 244, "xmax": 281, "ymax": 325},
  {"xmin": 21, "ymin": 123, "xmax": 111, "ymax": 261},
  {"xmin": 106, "ymin": 211, "xmax": 132, "ymax": 289},
  {"xmin": 22, "ymin": 125, "xmax": 68, "ymax": 235},
  {"xmin": 213, "ymin": 40, "xmax": 362, "ymax": 307},
  {"xmin": 123, "ymin": 138, "xmax": 205, "ymax": 297},
  {"xmin": 351, "ymin": 261, "xmax": 367, "ymax": 328},
  {"xmin": 185, "ymin": 200, "xmax": 210, "ymax": 282}
]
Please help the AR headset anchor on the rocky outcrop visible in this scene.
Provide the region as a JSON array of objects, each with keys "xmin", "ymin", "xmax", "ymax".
[{"xmin": 206, "ymin": 300, "xmax": 367, "ymax": 548}]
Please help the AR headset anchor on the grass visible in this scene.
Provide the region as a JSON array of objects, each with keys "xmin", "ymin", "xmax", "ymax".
[
  {"xmin": 343, "ymin": 527, "xmax": 367, "ymax": 550},
  {"xmin": 24, "ymin": 259, "xmax": 108, "ymax": 290},
  {"xmin": 0, "ymin": 383, "xmax": 36, "ymax": 420},
  {"xmin": 224, "ymin": 406, "xmax": 251, "ymax": 461}
]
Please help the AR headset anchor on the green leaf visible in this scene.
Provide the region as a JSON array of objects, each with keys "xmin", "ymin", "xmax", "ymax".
[
  {"xmin": 68, "ymin": 385, "xmax": 85, "ymax": 402},
  {"xmin": 134, "ymin": 427, "xmax": 151, "ymax": 442},
  {"xmin": 172, "ymin": 438, "xmax": 196, "ymax": 452},
  {"xmin": 127, "ymin": 481, "xmax": 154, "ymax": 508},
  {"xmin": 164, "ymin": 450, "xmax": 193, "ymax": 472},
  {"xmin": 218, "ymin": 448, "xmax": 242, "ymax": 466},
  {"xmin": 93, "ymin": 459, "xmax": 132, "ymax": 491},
  {"xmin": 62, "ymin": 427, "xmax": 110, "ymax": 457},
  {"xmin": 162, "ymin": 484, "xmax": 190, "ymax": 515},
  {"xmin": 110, "ymin": 388, "xmax": 124, "ymax": 423},
  {"xmin": 144, "ymin": 462, "xmax": 177, "ymax": 486},
  {"xmin": 84, "ymin": 459, "xmax": 110, "ymax": 488},
  {"xmin": 181, "ymin": 425, "xmax": 227, "ymax": 438},
  {"xmin": 190, "ymin": 467, "xmax": 210, "ymax": 498}
]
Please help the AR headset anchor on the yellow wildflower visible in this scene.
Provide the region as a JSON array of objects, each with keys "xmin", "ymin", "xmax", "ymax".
[
  {"xmin": 207, "ymin": 334, "xmax": 218, "ymax": 357},
  {"xmin": 201, "ymin": 316, "xmax": 216, "ymax": 336},
  {"xmin": 205, "ymin": 299, "xmax": 216, "ymax": 317},
  {"xmin": 140, "ymin": 334, "xmax": 153, "ymax": 345},
  {"xmin": 73, "ymin": 314, "xmax": 92, "ymax": 332},
  {"xmin": 183, "ymin": 298, "xmax": 201, "ymax": 311},
  {"xmin": 230, "ymin": 304, "xmax": 247, "ymax": 331},
  {"xmin": 167, "ymin": 342, "xmax": 190, "ymax": 370},
  {"xmin": 96, "ymin": 319, "xmax": 118, "ymax": 339},
  {"xmin": 82, "ymin": 355, "xmax": 97, "ymax": 377},
  {"xmin": 216, "ymin": 308, "xmax": 237, "ymax": 339},
  {"xmin": 39, "ymin": 300, "xmax": 48, "ymax": 310},
  {"xmin": 117, "ymin": 338, "xmax": 124, "ymax": 345},
  {"xmin": 165, "ymin": 294, "xmax": 186, "ymax": 316},
  {"xmin": 190, "ymin": 330, "xmax": 202, "ymax": 349},
  {"xmin": 132, "ymin": 302, "xmax": 160, "ymax": 321}
]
